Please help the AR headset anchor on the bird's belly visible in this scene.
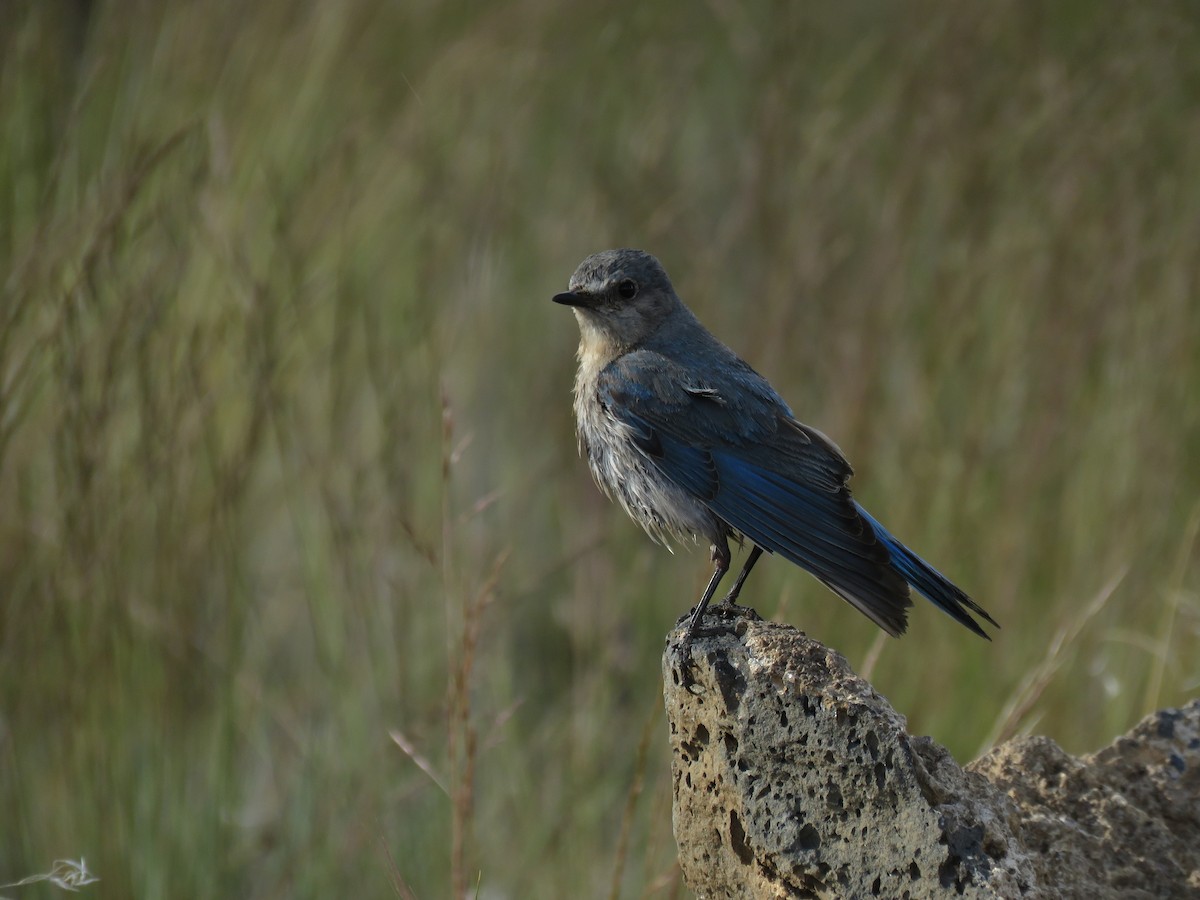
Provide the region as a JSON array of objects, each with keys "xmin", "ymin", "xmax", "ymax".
[{"xmin": 582, "ymin": 418, "xmax": 723, "ymax": 548}]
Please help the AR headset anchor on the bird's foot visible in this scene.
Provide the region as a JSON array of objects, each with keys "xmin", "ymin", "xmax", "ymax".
[
  {"xmin": 673, "ymin": 601, "xmax": 762, "ymax": 692},
  {"xmin": 678, "ymin": 599, "xmax": 761, "ymax": 644},
  {"xmin": 711, "ymin": 593, "xmax": 762, "ymax": 623}
]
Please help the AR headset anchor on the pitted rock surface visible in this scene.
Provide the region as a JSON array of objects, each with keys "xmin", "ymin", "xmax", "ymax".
[
  {"xmin": 663, "ymin": 607, "xmax": 1200, "ymax": 899},
  {"xmin": 970, "ymin": 707, "xmax": 1200, "ymax": 899}
]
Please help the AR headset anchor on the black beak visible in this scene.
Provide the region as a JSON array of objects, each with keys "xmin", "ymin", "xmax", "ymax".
[{"xmin": 553, "ymin": 290, "xmax": 593, "ymax": 308}]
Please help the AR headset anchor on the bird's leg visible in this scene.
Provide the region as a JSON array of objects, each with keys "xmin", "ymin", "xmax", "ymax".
[
  {"xmin": 685, "ymin": 539, "xmax": 730, "ymax": 640},
  {"xmin": 720, "ymin": 544, "xmax": 763, "ymax": 607}
]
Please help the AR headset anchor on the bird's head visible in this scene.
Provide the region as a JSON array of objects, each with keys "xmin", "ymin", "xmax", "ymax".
[{"xmin": 554, "ymin": 249, "xmax": 680, "ymax": 357}]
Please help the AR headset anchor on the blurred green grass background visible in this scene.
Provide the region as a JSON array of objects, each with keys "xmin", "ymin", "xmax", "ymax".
[{"xmin": 2, "ymin": 1, "xmax": 1199, "ymax": 896}]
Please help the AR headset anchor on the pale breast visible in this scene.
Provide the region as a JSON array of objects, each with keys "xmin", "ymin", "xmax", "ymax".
[{"xmin": 573, "ymin": 383, "xmax": 725, "ymax": 549}]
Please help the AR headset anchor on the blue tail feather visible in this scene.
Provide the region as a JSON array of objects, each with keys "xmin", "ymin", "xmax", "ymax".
[{"xmin": 856, "ymin": 504, "xmax": 997, "ymax": 639}]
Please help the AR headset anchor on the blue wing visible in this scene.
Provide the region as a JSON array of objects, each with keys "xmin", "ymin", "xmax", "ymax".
[{"xmin": 599, "ymin": 349, "xmax": 994, "ymax": 638}]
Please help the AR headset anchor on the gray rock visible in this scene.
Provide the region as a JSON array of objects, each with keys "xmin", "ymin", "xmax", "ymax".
[{"xmin": 663, "ymin": 607, "xmax": 1200, "ymax": 899}]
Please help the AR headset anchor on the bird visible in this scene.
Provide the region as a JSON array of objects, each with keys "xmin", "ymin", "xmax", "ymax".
[{"xmin": 554, "ymin": 248, "xmax": 997, "ymax": 642}]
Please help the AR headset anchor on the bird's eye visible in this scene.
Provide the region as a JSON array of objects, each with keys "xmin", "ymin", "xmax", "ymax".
[{"xmin": 617, "ymin": 279, "xmax": 638, "ymax": 300}]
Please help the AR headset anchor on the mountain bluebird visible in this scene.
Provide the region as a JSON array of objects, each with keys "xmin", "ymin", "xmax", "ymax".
[{"xmin": 555, "ymin": 248, "xmax": 997, "ymax": 640}]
